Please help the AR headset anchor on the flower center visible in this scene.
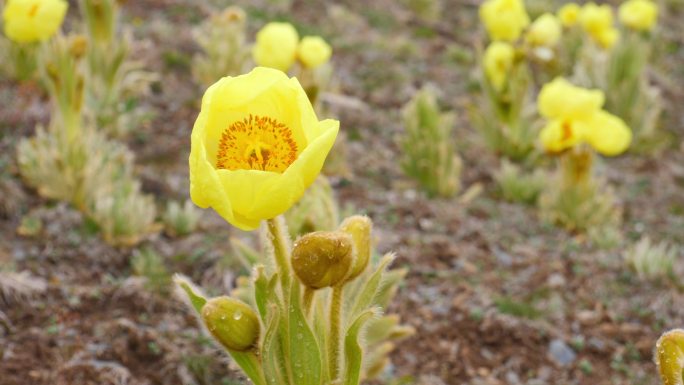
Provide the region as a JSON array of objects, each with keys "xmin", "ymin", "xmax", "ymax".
[
  {"xmin": 561, "ymin": 120, "xmax": 573, "ymax": 142},
  {"xmin": 216, "ymin": 115, "xmax": 298, "ymax": 172}
]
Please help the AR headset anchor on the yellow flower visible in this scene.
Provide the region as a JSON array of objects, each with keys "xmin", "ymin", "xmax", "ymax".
[
  {"xmin": 479, "ymin": 0, "xmax": 530, "ymax": 42},
  {"xmin": 580, "ymin": 3, "xmax": 620, "ymax": 49},
  {"xmin": 297, "ymin": 36, "xmax": 332, "ymax": 69},
  {"xmin": 538, "ymin": 78, "xmax": 605, "ymax": 121},
  {"xmin": 584, "ymin": 110, "xmax": 632, "ymax": 156},
  {"xmin": 189, "ymin": 67, "xmax": 339, "ymax": 231},
  {"xmin": 3, "ymin": 0, "xmax": 68, "ymax": 43},
  {"xmin": 483, "ymin": 41, "xmax": 515, "ymax": 91},
  {"xmin": 558, "ymin": 3, "xmax": 581, "ymax": 27},
  {"xmin": 252, "ymin": 22, "xmax": 299, "ymax": 72},
  {"xmin": 539, "ymin": 119, "xmax": 588, "ymax": 153},
  {"xmin": 526, "ymin": 13, "xmax": 562, "ymax": 47},
  {"xmin": 619, "ymin": 0, "xmax": 658, "ymax": 31}
]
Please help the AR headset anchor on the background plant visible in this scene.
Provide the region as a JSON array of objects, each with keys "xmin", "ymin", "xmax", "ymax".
[{"xmin": 400, "ymin": 86, "xmax": 461, "ymax": 198}]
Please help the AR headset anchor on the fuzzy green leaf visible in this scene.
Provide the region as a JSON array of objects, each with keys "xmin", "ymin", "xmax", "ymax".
[
  {"xmin": 289, "ymin": 282, "xmax": 322, "ymax": 385},
  {"xmin": 254, "ymin": 265, "xmax": 279, "ymax": 319},
  {"xmin": 262, "ymin": 303, "xmax": 287, "ymax": 385},
  {"xmin": 351, "ymin": 253, "xmax": 395, "ymax": 316},
  {"xmin": 373, "ymin": 267, "xmax": 407, "ymax": 309},
  {"xmin": 343, "ymin": 309, "xmax": 376, "ymax": 385}
]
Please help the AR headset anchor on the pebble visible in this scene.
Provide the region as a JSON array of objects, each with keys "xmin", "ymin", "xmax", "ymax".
[{"xmin": 548, "ymin": 339, "xmax": 577, "ymax": 366}]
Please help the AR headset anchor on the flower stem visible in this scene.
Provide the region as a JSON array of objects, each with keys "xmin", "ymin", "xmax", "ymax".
[
  {"xmin": 303, "ymin": 286, "xmax": 315, "ymax": 316},
  {"xmin": 328, "ymin": 285, "xmax": 343, "ymax": 380},
  {"xmin": 266, "ymin": 217, "xmax": 291, "ymax": 291}
]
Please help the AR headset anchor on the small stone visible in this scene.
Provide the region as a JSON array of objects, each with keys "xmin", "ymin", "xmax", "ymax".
[
  {"xmin": 547, "ymin": 273, "xmax": 566, "ymax": 288},
  {"xmin": 548, "ymin": 339, "xmax": 576, "ymax": 366}
]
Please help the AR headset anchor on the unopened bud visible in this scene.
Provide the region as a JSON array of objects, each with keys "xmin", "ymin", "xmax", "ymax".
[
  {"xmin": 338, "ymin": 215, "xmax": 372, "ymax": 282},
  {"xmin": 68, "ymin": 35, "xmax": 88, "ymax": 59},
  {"xmin": 220, "ymin": 6, "xmax": 246, "ymax": 23},
  {"xmin": 656, "ymin": 329, "xmax": 684, "ymax": 385},
  {"xmin": 292, "ymin": 231, "xmax": 354, "ymax": 289},
  {"xmin": 201, "ymin": 296, "xmax": 259, "ymax": 352}
]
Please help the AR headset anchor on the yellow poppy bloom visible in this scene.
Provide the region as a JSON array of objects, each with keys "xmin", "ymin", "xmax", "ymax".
[
  {"xmin": 297, "ymin": 36, "xmax": 332, "ymax": 69},
  {"xmin": 539, "ymin": 119, "xmax": 588, "ymax": 153},
  {"xmin": 558, "ymin": 3, "xmax": 581, "ymax": 27},
  {"xmin": 538, "ymin": 78, "xmax": 605, "ymax": 121},
  {"xmin": 252, "ymin": 22, "xmax": 299, "ymax": 73},
  {"xmin": 526, "ymin": 13, "xmax": 562, "ymax": 47},
  {"xmin": 584, "ymin": 110, "xmax": 632, "ymax": 156},
  {"xmin": 479, "ymin": 0, "xmax": 530, "ymax": 42},
  {"xmin": 580, "ymin": 3, "xmax": 620, "ymax": 49},
  {"xmin": 619, "ymin": 0, "xmax": 658, "ymax": 32},
  {"xmin": 3, "ymin": 0, "xmax": 68, "ymax": 43},
  {"xmin": 189, "ymin": 67, "xmax": 339, "ymax": 230},
  {"xmin": 483, "ymin": 41, "xmax": 515, "ymax": 91}
]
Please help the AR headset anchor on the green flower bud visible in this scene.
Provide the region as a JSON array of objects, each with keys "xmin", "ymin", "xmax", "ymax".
[
  {"xmin": 292, "ymin": 231, "xmax": 354, "ymax": 289},
  {"xmin": 201, "ymin": 296, "xmax": 259, "ymax": 352},
  {"xmin": 338, "ymin": 215, "xmax": 372, "ymax": 282}
]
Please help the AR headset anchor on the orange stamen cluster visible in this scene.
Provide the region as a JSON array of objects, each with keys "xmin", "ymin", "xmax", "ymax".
[{"xmin": 216, "ymin": 115, "xmax": 298, "ymax": 173}]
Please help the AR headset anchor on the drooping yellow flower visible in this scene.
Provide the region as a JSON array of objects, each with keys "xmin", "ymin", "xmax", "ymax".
[
  {"xmin": 558, "ymin": 3, "xmax": 581, "ymax": 27},
  {"xmin": 526, "ymin": 13, "xmax": 562, "ymax": 47},
  {"xmin": 479, "ymin": 0, "xmax": 530, "ymax": 42},
  {"xmin": 252, "ymin": 22, "xmax": 299, "ymax": 72},
  {"xmin": 3, "ymin": 0, "xmax": 68, "ymax": 43},
  {"xmin": 537, "ymin": 78, "xmax": 631, "ymax": 156},
  {"xmin": 483, "ymin": 41, "xmax": 515, "ymax": 91},
  {"xmin": 619, "ymin": 0, "xmax": 658, "ymax": 32},
  {"xmin": 579, "ymin": 3, "xmax": 620, "ymax": 49},
  {"xmin": 297, "ymin": 36, "xmax": 332, "ymax": 69},
  {"xmin": 584, "ymin": 110, "xmax": 632, "ymax": 156},
  {"xmin": 189, "ymin": 67, "xmax": 339, "ymax": 230},
  {"xmin": 538, "ymin": 78, "xmax": 605, "ymax": 121}
]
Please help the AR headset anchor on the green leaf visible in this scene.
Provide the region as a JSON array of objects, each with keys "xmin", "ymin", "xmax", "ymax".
[
  {"xmin": 351, "ymin": 253, "xmax": 395, "ymax": 316},
  {"xmin": 254, "ymin": 265, "xmax": 279, "ymax": 319},
  {"xmin": 229, "ymin": 350, "xmax": 267, "ymax": 385},
  {"xmin": 262, "ymin": 304, "xmax": 287, "ymax": 385},
  {"xmin": 364, "ymin": 315, "xmax": 399, "ymax": 346},
  {"xmin": 373, "ymin": 267, "xmax": 407, "ymax": 309},
  {"xmin": 288, "ymin": 282, "xmax": 323, "ymax": 385},
  {"xmin": 173, "ymin": 274, "xmax": 206, "ymax": 314},
  {"xmin": 343, "ymin": 309, "xmax": 376, "ymax": 385}
]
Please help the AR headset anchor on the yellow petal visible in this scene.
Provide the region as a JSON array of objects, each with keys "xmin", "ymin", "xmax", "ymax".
[
  {"xmin": 619, "ymin": 0, "xmax": 658, "ymax": 31},
  {"xmin": 479, "ymin": 0, "xmax": 530, "ymax": 42},
  {"xmin": 297, "ymin": 36, "xmax": 332, "ymax": 69},
  {"xmin": 538, "ymin": 78, "xmax": 605, "ymax": 121},
  {"xmin": 252, "ymin": 22, "xmax": 299, "ymax": 72},
  {"xmin": 558, "ymin": 3, "xmax": 581, "ymax": 27},
  {"xmin": 483, "ymin": 41, "xmax": 515, "ymax": 91},
  {"xmin": 539, "ymin": 119, "xmax": 587, "ymax": 153},
  {"xmin": 526, "ymin": 13, "xmax": 562, "ymax": 47},
  {"xmin": 3, "ymin": 0, "xmax": 68, "ymax": 43},
  {"xmin": 584, "ymin": 110, "xmax": 632, "ymax": 156}
]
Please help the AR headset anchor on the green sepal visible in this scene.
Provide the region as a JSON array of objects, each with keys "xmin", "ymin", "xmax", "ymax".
[
  {"xmin": 288, "ymin": 282, "xmax": 323, "ymax": 385},
  {"xmin": 254, "ymin": 265, "xmax": 279, "ymax": 319},
  {"xmin": 174, "ymin": 274, "xmax": 206, "ymax": 314},
  {"xmin": 228, "ymin": 350, "xmax": 267, "ymax": 385},
  {"xmin": 343, "ymin": 308, "xmax": 377, "ymax": 385},
  {"xmin": 262, "ymin": 303, "xmax": 287, "ymax": 385}
]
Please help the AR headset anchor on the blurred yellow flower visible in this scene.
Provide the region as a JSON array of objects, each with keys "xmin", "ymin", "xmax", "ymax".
[
  {"xmin": 252, "ymin": 22, "xmax": 299, "ymax": 72},
  {"xmin": 538, "ymin": 78, "xmax": 631, "ymax": 155},
  {"xmin": 189, "ymin": 67, "xmax": 339, "ymax": 230},
  {"xmin": 619, "ymin": 0, "xmax": 658, "ymax": 31},
  {"xmin": 483, "ymin": 41, "xmax": 515, "ymax": 91},
  {"xmin": 558, "ymin": 3, "xmax": 581, "ymax": 27},
  {"xmin": 479, "ymin": 0, "xmax": 530, "ymax": 42},
  {"xmin": 538, "ymin": 78, "xmax": 604, "ymax": 121},
  {"xmin": 526, "ymin": 13, "xmax": 562, "ymax": 46},
  {"xmin": 584, "ymin": 110, "xmax": 632, "ymax": 156},
  {"xmin": 2, "ymin": 0, "xmax": 68, "ymax": 43},
  {"xmin": 580, "ymin": 3, "xmax": 620, "ymax": 49},
  {"xmin": 297, "ymin": 36, "xmax": 332, "ymax": 69}
]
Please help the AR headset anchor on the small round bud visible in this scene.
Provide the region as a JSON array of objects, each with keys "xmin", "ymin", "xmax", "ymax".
[
  {"xmin": 219, "ymin": 6, "xmax": 246, "ymax": 23},
  {"xmin": 338, "ymin": 215, "xmax": 372, "ymax": 282},
  {"xmin": 292, "ymin": 231, "xmax": 354, "ymax": 289},
  {"xmin": 68, "ymin": 35, "xmax": 88, "ymax": 59},
  {"xmin": 201, "ymin": 296, "xmax": 259, "ymax": 352}
]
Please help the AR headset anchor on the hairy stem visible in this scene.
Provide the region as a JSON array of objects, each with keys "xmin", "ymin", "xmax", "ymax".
[
  {"xmin": 328, "ymin": 285, "xmax": 343, "ymax": 380},
  {"xmin": 303, "ymin": 286, "xmax": 315, "ymax": 317},
  {"xmin": 266, "ymin": 217, "xmax": 291, "ymax": 291}
]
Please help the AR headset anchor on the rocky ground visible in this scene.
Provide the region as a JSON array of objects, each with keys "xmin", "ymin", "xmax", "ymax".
[{"xmin": 1, "ymin": 0, "xmax": 684, "ymax": 384}]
